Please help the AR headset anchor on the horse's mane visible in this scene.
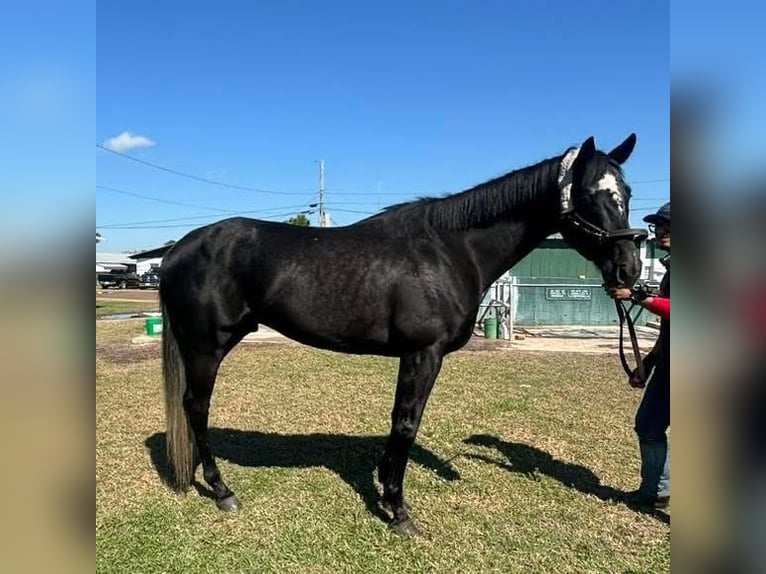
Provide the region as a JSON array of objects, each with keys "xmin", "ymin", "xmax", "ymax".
[
  {"xmin": 362, "ymin": 151, "xmax": 626, "ymax": 232},
  {"xmin": 362, "ymin": 156, "xmax": 560, "ymax": 231}
]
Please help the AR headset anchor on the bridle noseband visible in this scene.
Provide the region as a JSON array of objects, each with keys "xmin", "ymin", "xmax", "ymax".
[{"xmin": 562, "ymin": 212, "xmax": 648, "ymax": 245}]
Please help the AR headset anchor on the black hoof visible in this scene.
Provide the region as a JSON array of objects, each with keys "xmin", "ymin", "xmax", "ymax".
[
  {"xmin": 216, "ymin": 494, "xmax": 241, "ymax": 512},
  {"xmin": 380, "ymin": 498, "xmax": 412, "ymax": 515},
  {"xmin": 390, "ymin": 518, "xmax": 421, "ymax": 537}
]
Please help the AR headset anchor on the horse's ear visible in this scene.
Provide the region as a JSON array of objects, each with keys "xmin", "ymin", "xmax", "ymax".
[
  {"xmin": 574, "ymin": 136, "xmax": 596, "ymax": 166},
  {"xmin": 608, "ymin": 133, "xmax": 637, "ymax": 164}
]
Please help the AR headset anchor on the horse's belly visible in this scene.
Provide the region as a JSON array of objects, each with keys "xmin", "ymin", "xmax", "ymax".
[{"xmin": 261, "ymin": 314, "xmax": 397, "ymax": 356}]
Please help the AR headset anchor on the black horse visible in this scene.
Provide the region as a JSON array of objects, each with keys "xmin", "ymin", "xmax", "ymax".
[{"xmin": 159, "ymin": 134, "xmax": 646, "ymax": 535}]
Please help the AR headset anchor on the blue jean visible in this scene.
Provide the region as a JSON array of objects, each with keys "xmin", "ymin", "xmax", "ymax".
[{"xmin": 634, "ymin": 368, "xmax": 670, "ymax": 498}]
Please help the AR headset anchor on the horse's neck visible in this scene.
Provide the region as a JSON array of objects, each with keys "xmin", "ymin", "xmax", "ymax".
[
  {"xmin": 467, "ymin": 217, "xmax": 559, "ymax": 291},
  {"xmin": 442, "ymin": 156, "xmax": 563, "ymax": 290}
]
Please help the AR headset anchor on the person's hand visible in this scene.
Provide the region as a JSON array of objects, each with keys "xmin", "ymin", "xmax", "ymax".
[
  {"xmin": 628, "ymin": 367, "xmax": 646, "ymax": 388},
  {"xmin": 607, "ymin": 287, "xmax": 633, "ymax": 300}
]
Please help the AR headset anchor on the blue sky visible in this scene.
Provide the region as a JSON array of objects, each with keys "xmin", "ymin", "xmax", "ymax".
[{"xmin": 97, "ymin": 0, "xmax": 670, "ymax": 252}]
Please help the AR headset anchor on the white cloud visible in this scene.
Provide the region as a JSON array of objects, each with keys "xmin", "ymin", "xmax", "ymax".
[{"xmin": 102, "ymin": 131, "xmax": 155, "ymax": 152}]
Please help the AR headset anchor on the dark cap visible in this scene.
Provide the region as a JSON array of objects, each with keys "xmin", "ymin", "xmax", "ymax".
[{"xmin": 643, "ymin": 201, "xmax": 670, "ymax": 224}]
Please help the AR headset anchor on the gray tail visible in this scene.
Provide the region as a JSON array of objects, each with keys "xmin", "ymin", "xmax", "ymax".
[{"xmin": 161, "ymin": 297, "xmax": 194, "ymax": 491}]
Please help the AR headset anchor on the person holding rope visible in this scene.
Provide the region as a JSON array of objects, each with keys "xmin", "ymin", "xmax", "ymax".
[{"xmin": 608, "ymin": 201, "xmax": 670, "ymax": 509}]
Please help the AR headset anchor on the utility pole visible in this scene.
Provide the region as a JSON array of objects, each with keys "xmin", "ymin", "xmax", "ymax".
[{"xmin": 318, "ymin": 159, "xmax": 326, "ymax": 227}]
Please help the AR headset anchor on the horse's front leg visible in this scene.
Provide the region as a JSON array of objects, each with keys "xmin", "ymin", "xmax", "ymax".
[{"xmin": 378, "ymin": 344, "xmax": 444, "ymax": 536}]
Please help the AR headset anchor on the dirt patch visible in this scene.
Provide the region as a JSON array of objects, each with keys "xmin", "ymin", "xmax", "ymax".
[
  {"xmin": 462, "ymin": 337, "xmax": 514, "ymax": 352},
  {"xmin": 96, "ymin": 342, "xmax": 160, "ymax": 364},
  {"xmin": 96, "ymin": 289, "xmax": 159, "ymax": 302},
  {"xmin": 505, "ymin": 326, "xmax": 658, "ymax": 354}
]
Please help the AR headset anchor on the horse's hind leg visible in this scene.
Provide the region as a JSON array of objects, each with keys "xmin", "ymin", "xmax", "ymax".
[
  {"xmin": 184, "ymin": 352, "xmax": 240, "ymax": 511},
  {"xmin": 378, "ymin": 344, "xmax": 444, "ymax": 536}
]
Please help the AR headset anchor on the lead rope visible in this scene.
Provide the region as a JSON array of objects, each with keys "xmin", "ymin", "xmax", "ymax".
[{"xmin": 616, "ymin": 300, "xmax": 646, "ymax": 381}]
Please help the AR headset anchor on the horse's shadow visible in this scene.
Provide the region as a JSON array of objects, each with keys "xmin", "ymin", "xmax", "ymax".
[
  {"xmin": 463, "ymin": 434, "xmax": 670, "ymax": 524},
  {"xmin": 145, "ymin": 429, "xmax": 460, "ymax": 522}
]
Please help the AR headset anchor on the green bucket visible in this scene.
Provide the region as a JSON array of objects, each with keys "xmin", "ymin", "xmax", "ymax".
[
  {"xmin": 483, "ymin": 317, "xmax": 498, "ymax": 339},
  {"xmin": 145, "ymin": 316, "xmax": 163, "ymax": 336}
]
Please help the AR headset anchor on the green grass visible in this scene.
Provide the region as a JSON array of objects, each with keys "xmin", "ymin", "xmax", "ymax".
[
  {"xmin": 96, "ymin": 299, "xmax": 159, "ymax": 318},
  {"xmin": 96, "ymin": 320, "xmax": 669, "ymax": 573}
]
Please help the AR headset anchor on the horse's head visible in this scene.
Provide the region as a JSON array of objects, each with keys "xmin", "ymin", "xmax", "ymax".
[{"xmin": 558, "ymin": 133, "xmax": 647, "ymax": 289}]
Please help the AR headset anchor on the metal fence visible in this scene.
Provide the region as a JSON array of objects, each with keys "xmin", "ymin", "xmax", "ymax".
[{"xmin": 476, "ymin": 277, "xmax": 653, "ymax": 340}]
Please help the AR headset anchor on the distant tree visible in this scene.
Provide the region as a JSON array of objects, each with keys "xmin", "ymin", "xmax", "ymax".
[
  {"xmin": 164, "ymin": 239, "xmax": 176, "ymax": 246},
  {"xmin": 286, "ymin": 213, "xmax": 310, "ymax": 226}
]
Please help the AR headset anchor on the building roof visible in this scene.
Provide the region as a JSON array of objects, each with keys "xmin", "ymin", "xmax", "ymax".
[
  {"xmin": 96, "ymin": 251, "xmax": 135, "ymax": 265},
  {"xmin": 128, "ymin": 244, "xmax": 174, "ymax": 260}
]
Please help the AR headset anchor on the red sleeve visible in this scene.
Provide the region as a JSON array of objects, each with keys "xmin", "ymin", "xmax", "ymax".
[
  {"xmin": 736, "ymin": 284, "xmax": 766, "ymax": 341},
  {"xmin": 643, "ymin": 296, "xmax": 669, "ymax": 320}
]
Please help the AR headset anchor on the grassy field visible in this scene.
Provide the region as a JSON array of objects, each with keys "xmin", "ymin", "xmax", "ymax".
[
  {"xmin": 96, "ymin": 320, "xmax": 669, "ymax": 573},
  {"xmin": 96, "ymin": 299, "xmax": 159, "ymax": 318}
]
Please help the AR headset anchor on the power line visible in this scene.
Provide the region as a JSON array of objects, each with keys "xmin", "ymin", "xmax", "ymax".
[
  {"xmin": 324, "ymin": 190, "xmax": 423, "ymax": 197},
  {"xmin": 97, "ymin": 203, "xmax": 314, "ymax": 228},
  {"xmin": 97, "ymin": 144, "xmax": 305, "ymax": 196},
  {"xmin": 98, "ymin": 209, "xmax": 315, "ymax": 230},
  {"xmin": 98, "ymin": 141, "xmax": 667, "ymax": 199},
  {"xmin": 97, "ymin": 185, "xmax": 234, "ymax": 213},
  {"xmin": 99, "ymin": 182, "xmax": 661, "ymax": 223},
  {"xmin": 97, "ymin": 143, "xmax": 668, "ymax": 199},
  {"xmin": 325, "ymin": 200, "xmax": 401, "ymax": 207},
  {"xmin": 330, "ymin": 208, "xmax": 379, "ymax": 215},
  {"xmin": 98, "ymin": 203, "xmax": 659, "ymax": 229}
]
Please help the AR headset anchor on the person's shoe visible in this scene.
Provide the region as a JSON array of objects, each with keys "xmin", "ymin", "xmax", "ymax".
[{"xmin": 622, "ymin": 490, "xmax": 670, "ymax": 509}]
